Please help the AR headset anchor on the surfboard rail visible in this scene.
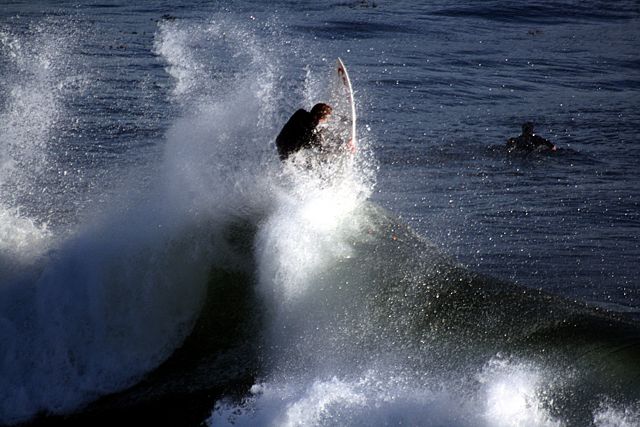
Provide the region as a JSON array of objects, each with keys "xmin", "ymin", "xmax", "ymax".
[{"xmin": 336, "ymin": 57, "xmax": 356, "ymax": 152}]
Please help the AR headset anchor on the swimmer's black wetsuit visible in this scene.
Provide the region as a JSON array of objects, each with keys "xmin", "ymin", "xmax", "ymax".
[
  {"xmin": 275, "ymin": 109, "xmax": 323, "ymax": 160},
  {"xmin": 507, "ymin": 134, "xmax": 555, "ymax": 152}
]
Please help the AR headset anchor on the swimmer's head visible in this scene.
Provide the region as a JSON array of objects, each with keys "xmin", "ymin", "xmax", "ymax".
[
  {"xmin": 522, "ymin": 122, "xmax": 534, "ymax": 135},
  {"xmin": 311, "ymin": 103, "xmax": 332, "ymax": 124}
]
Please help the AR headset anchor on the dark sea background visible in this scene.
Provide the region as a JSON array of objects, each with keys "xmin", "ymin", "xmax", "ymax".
[{"xmin": 0, "ymin": 1, "xmax": 639, "ymax": 426}]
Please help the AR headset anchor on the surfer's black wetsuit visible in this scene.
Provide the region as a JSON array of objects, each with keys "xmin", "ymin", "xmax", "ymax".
[
  {"xmin": 507, "ymin": 123, "xmax": 556, "ymax": 152},
  {"xmin": 275, "ymin": 109, "xmax": 324, "ymax": 160},
  {"xmin": 507, "ymin": 134, "xmax": 554, "ymax": 151}
]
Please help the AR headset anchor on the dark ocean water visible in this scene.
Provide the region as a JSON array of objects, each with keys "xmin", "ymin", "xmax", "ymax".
[{"xmin": 1, "ymin": 1, "xmax": 639, "ymax": 426}]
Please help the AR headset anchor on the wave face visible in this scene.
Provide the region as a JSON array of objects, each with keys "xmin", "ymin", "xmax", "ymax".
[
  {"xmin": 208, "ymin": 201, "xmax": 640, "ymax": 427},
  {"xmin": 0, "ymin": 5, "xmax": 638, "ymax": 427}
]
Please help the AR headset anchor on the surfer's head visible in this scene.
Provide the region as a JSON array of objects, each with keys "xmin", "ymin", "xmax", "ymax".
[
  {"xmin": 522, "ymin": 122, "xmax": 535, "ymax": 135},
  {"xmin": 311, "ymin": 103, "xmax": 332, "ymax": 125}
]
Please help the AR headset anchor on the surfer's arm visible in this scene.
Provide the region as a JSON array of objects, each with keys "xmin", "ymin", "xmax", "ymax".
[
  {"xmin": 535, "ymin": 136, "xmax": 556, "ymax": 151},
  {"xmin": 346, "ymin": 138, "xmax": 356, "ymax": 153},
  {"xmin": 546, "ymin": 139, "xmax": 557, "ymax": 151}
]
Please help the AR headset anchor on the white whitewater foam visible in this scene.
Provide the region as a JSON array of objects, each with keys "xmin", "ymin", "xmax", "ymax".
[
  {"xmin": 209, "ymin": 372, "xmax": 466, "ymax": 427},
  {"xmin": 0, "ymin": 208, "xmax": 51, "ymax": 261},
  {"xmin": 0, "ymin": 203, "xmax": 216, "ymax": 424},
  {"xmin": 256, "ymin": 159, "xmax": 370, "ymax": 302},
  {"xmin": 477, "ymin": 358, "xmax": 561, "ymax": 427},
  {"xmin": 594, "ymin": 403, "xmax": 640, "ymax": 427},
  {"xmin": 209, "ymin": 358, "xmax": 565, "ymax": 427}
]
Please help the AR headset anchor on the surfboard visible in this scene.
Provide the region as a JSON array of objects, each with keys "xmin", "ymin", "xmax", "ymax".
[{"xmin": 329, "ymin": 58, "xmax": 356, "ymax": 152}]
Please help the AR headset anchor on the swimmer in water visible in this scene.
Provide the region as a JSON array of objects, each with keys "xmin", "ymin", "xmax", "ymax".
[{"xmin": 506, "ymin": 122, "xmax": 557, "ymax": 152}]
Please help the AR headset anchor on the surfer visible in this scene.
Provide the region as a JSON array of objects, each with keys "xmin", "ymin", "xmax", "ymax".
[
  {"xmin": 506, "ymin": 122, "xmax": 556, "ymax": 152},
  {"xmin": 275, "ymin": 103, "xmax": 335, "ymax": 160}
]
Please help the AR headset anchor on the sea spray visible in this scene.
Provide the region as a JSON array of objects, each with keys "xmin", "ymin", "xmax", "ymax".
[
  {"xmin": 256, "ymin": 158, "xmax": 370, "ymax": 301},
  {"xmin": 478, "ymin": 358, "xmax": 561, "ymax": 427},
  {"xmin": 209, "ymin": 361, "xmax": 563, "ymax": 427},
  {"xmin": 0, "ymin": 23, "xmax": 64, "ymax": 192},
  {"xmin": 153, "ymin": 17, "xmax": 279, "ymax": 127},
  {"xmin": 0, "ymin": 21, "xmax": 80, "ymax": 263},
  {"xmin": 593, "ymin": 403, "xmax": 640, "ymax": 427},
  {"xmin": 0, "ymin": 16, "xmax": 285, "ymax": 424}
]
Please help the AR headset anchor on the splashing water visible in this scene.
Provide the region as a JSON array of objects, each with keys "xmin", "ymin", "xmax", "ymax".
[
  {"xmin": 1, "ymin": 6, "xmax": 638, "ymax": 427},
  {"xmin": 0, "ymin": 15, "xmax": 303, "ymax": 424},
  {"xmin": 209, "ymin": 359, "xmax": 565, "ymax": 427},
  {"xmin": 0, "ymin": 21, "xmax": 80, "ymax": 261}
]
